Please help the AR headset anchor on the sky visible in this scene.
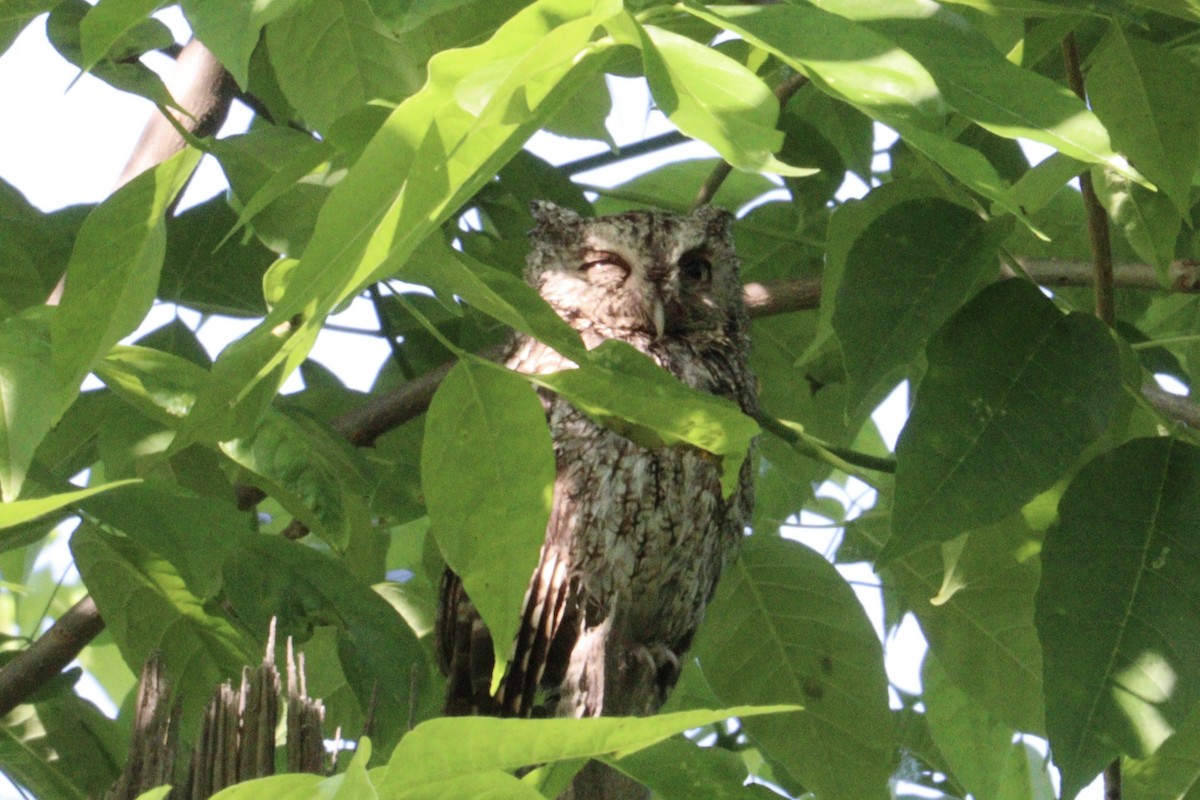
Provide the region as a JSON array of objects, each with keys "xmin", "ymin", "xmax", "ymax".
[{"xmin": 0, "ymin": 9, "xmax": 1117, "ymax": 800}]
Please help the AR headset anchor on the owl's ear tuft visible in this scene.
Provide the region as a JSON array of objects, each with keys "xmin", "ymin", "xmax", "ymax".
[
  {"xmin": 692, "ymin": 205, "xmax": 735, "ymax": 238},
  {"xmin": 530, "ymin": 200, "xmax": 581, "ymax": 233}
]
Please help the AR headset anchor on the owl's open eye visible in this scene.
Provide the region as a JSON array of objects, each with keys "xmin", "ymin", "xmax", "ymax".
[{"xmin": 680, "ymin": 252, "xmax": 713, "ymax": 285}]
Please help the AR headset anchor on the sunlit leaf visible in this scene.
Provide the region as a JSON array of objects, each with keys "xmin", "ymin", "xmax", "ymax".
[{"xmin": 422, "ymin": 360, "xmax": 555, "ymax": 683}]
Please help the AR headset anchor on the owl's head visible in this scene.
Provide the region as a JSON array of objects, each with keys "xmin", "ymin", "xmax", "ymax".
[{"xmin": 526, "ymin": 202, "xmax": 745, "ymax": 346}]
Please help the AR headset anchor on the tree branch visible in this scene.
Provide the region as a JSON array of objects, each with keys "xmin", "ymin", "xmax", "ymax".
[
  {"xmin": 0, "ymin": 596, "xmax": 105, "ymax": 716},
  {"xmin": 1061, "ymin": 32, "xmax": 1116, "ymax": 328}
]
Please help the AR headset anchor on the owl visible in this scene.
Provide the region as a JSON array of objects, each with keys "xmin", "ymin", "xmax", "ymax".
[{"xmin": 436, "ymin": 201, "xmax": 756, "ymax": 723}]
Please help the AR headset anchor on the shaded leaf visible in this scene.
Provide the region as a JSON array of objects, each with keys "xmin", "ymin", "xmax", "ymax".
[
  {"xmin": 1036, "ymin": 437, "xmax": 1200, "ymax": 799},
  {"xmin": 695, "ymin": 535, "xmax": 892, "ymax": 800},
  {"xmin": 833, "ymin": 198, "xmax": 1003, "ymax": 415},
  {"xmin": 885, "ymin": 279, "xmax": 1121, "ymax": 560},
  {"xmin": 70, "ymin": 523, "xmax": 256, "ymax": 739},
  {"xmin": 0, "ymin": 479, "xmax": 140, "ymax": 532},
  {"xmin": 266, "ymin": 0, "xmax": 407, "ymax": 133}
]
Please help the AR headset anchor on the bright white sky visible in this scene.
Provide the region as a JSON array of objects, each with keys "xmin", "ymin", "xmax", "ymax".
[{"xmin": 0, "ymin": 10, "xmax": 1113, "ymax": 800}]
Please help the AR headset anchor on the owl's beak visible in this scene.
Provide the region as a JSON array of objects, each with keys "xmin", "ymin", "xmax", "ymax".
[{"xmin": 651, "ymin": 297, "xmax": 666, "ymax": 340}]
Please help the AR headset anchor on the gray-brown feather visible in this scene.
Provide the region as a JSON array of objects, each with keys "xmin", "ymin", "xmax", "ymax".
[{"xmin": 436, "ymin": 202, "xmax": 756, "ymax": 721}]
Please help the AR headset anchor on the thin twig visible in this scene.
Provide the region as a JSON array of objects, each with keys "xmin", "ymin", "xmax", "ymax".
[
  {"xmin": 693, "ymin": 71, "xmax": 810, "ymax": 208},
  {"xmin": 1062, "ymin": 32, "xmax": 1116, "ymax": 327}
]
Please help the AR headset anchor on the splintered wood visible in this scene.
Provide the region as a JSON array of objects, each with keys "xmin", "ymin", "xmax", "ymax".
[{"xmin": 105, "ymin": 623, "xmax": 328, "ymax": 800}]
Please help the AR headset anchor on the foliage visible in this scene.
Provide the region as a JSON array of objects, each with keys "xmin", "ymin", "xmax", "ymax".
[{"xmin": 2, "ymin": 0, "xmax": 1200, "ymax": 798}]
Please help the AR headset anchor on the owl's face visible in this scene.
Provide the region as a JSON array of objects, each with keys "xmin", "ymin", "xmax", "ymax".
[{"xmin": 526, "ymin": 202, "xmax": 744, "ymax": 346}]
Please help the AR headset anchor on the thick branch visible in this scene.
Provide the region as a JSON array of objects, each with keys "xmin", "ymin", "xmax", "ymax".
[{"xmin": 0, "ymin": 596, "xmax": 105, "ymax": 716}]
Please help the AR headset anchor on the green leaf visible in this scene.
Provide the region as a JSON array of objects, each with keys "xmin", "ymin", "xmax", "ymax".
[
  {"xmin": 695, "ymin": 536, "xmax": 892, "ymax": 800},
  {"xmin": 0, "ymin": 180, "xmax": 82, "ymax": 312},
  {"xmin": 421, "ymin": 360, "xmax": 555, "ymax": 683},
  {"xmin": 379, "ymin": 705, "xmax": 797, "ymax": 787},
  {"xmin": 180, "ymin": 0, "xmax": 298, "ymax": 87},
  {"xmin": 0, "ymin": 479, "xmax": 140, "ymax": 531},
  {"xmin": 220, "ymin": 535, "xmax": 426, "ymax": 754},
  {"xmin": 886, "ymin": 515, "xmax": 1045, "ymax": 735},
  {"xmin": 998, "ymin": 151, "xmax": 1087, "ymax": 220},
  {"xmin": 160, "ymin": 195, "xmax": 276, "ymax": 317},
  {"xmin": 52, "ymin": 147, "xmax": 202, "ymax": 392},
  {"xmin": 833, "ymin": 198, "xmax": 1003, "ymax": 415},
  {"xmin": 176, "ymin": 0, "xmax": 606, "ymax": 448},
  {"xmin": 1086, "ymin": 26, "xmax": 1200, "ymax": 216},
  {"xmin": 638, "ymin": 23, "xmax": 812, "ymax": 177},
  {"xmin": 923, "ymin": 654, "xmax": 1052, "ymax": 800},
  {"xmin": 70, "ymin": 522, "xmax": 256, "ymax": 739},
  {"xmin": 47, "ymin": 0, "xmax": 179, "ymax": 108},
  {"xmin": 533, "ymin": 340, "xmax": 759, "ymax": 497},
  {"xmin": 1092, "ymin": 167, "xmax": 1181, "ymax": 276},
  {"xmin": 1125, "ymin": 698, "xmax": 1200, "ymax": 800},
  {"xmin": 884, "ymin": 279, "xmax": 1121, "ymax": 560},
  {"xmin": 0, "ymin": 311, "xmax": 68, "ymax": 501},
  {"xmin": 35, "ymin": 693, "xmax": 126, "ymax": 797},
  {"xmin": 684, "ymin": 4, "xmax": 1022, "ymax": 215},
  {"xmin": 265, "ymin": 0, "xmax": 407, "ymax": 133},
  {"xmin": 684, "ymin": 3, "xmax": 944, "ymax": 124},
  {"xmin": 220, "ymin": 408, "xmax": 375, "ymax": 550},
  {"xmin": 0, "ymin": 709, "xmax": 87, "ymax": 800},
  {"xmin": 1036, "ymin": 437, "xmax": 1200, "ymax": 799},
  {"xmin": 867, "ymin": 9, "xmax": 1127, "ymax": 173},
  {"xmin": 607, "ymin": 736, "xmax": 762, "ymax": 799},
  {"xmin": 78, "ymin": 0, "xmax": 160, "ymax": 71},
  {"xmin": 206, "ymin": 774, "xmax": 325, "ymax": 800},
  {"xmin": 80, "ymin": 481, "xmax": 254, "ymax": 599}
]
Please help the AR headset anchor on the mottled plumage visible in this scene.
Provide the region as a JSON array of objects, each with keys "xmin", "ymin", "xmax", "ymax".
[{"xmin": 437, "ymin": 202, "xmax": 756, "ymax": 724}]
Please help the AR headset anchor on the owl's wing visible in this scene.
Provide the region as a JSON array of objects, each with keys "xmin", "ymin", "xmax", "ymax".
[{"xmin": 436, "ymin": 530, "xmax": 578, "ymax": 717}]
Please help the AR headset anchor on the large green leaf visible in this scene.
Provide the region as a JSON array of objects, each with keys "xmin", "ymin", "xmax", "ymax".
[
  {"xmin": 379, "ymin": 705, "xmax": 796, "ymax": 787},
  {"xmin": 220, "ymin": 535, "xmax": 426, "ymax": 753},
  {"xmin": 70, "ymin": 523, "xmax": 256, "ymax": 738},
  {"xmin": 421, "ymin": 360, "xmax": 555, "ymax": 683},
  {"xmin": 52, "ymin": 147, "xmax": 201, "ymax": 392},
  {"xmin": 608, "ymin": 736, "xmax": 762, "ymax": 799},
  {"xmin": 175, "ymin": 0, "xmax": 607, "ymax": 449},
  {"xmin": 887, "ymin": 515, "xmax": 1046, "ymax": 735},
  {"xmin": 695, "ymin": 535, "xmax": 892, "ymax": 800},
  {"xmin": 1036, "ymin": 437, "xmax": 1200, "ymax": 800},
  {"xmin": 35, "ymin": 694, "xmax": 126, "ymax": 797},
  {"xmin": 637, "ymin": 23, "xmax": 811, "ymax": 177},
  {"xmin": 690, "ymin": 4, "xmax": 1034, "ymax": 216},
  {"xmin": 923, "ymin": 654, "xmax": 1054, "ymax": 800},
  {"xmin": 862, "ymin": 7, "xmax": 1125, "ymax": 172},
  {"xmin": 884, "ymin": 279, "xmax": 1121, "ymax": 560},
  {"xmin": 0, "ymin": 180, "xmax": 82, "ymax": 312},
  {"xmin": 832, "ymin": 198, "xmax": 1003, "ymax": 415},
  {"xmin": 265, "ymin": 0, "xmax": 407, "ymax": 133},
  {"xmin": 1086, "ymin": 26, "xmax": 1200, "ymax": 216},
  {"xmin": 77, "ymin": 0, "xmax": 160, "ymax": 71}
]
